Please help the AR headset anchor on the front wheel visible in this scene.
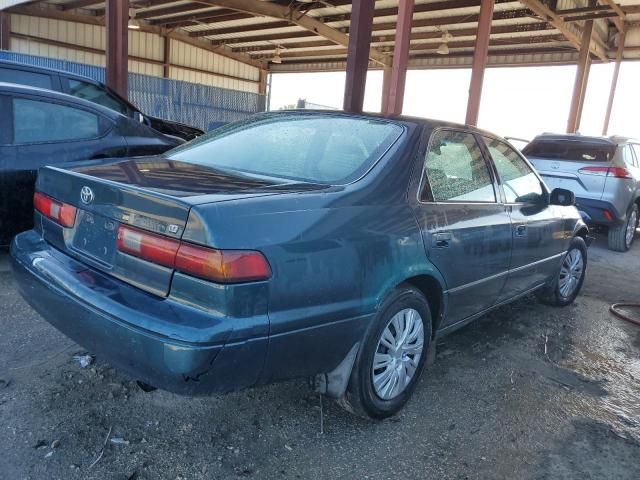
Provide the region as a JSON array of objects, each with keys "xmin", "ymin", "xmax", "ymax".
[
  {"xmin": 608, "ymin": 204, "xmax": 638, "ymax": 252},
  {"xmin": 536, "ymin": 236, "xmax": 587, "ymax": 307},
  {"xmin": 341, "ymin": 285, "xmax": 432, "ymax": 419}
]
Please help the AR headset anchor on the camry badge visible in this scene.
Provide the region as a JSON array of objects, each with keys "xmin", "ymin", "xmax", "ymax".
[{"xmin": 80, "ymin": 186, "xmax": 95, "ymax": 205}]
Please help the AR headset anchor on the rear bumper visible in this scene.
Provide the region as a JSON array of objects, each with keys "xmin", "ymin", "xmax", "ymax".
[
  {"xmin": 575, "ymin": 197, "xmax": 625, "ymax": 226},
  {"xmin": 10, "ymin": 230, "xmax": 268, "ymax": 395}
]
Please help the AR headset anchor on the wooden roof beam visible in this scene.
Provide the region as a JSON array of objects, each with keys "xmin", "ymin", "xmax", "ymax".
[
  {"xmin": 189, "ymin": 0, "xmax": 389, "ymax": 66},
  {"xmin": 600, "ymin": 0, "xmax": 625, "ymax": 32},
  {"xmin": 519, "ymin": 0, "xmax": 607, "ymax": 61},
  {"xmin": 211, "ymin": 8, "xmax": 539, "ymax": 46},
  {"xmin": 235, "ymin": 23, "xmax": 556, "ymax": 53}
]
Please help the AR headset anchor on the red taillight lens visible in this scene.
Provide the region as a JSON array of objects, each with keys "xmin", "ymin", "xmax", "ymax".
[
  {"xmin": 608, "ymin": 167, "xmax": 632, "ymax": 178},
  {"xmin": 117, "ymin": 225, "xmax": 180, "ymax": 268},
  {"xmin": 117, "ymin": 225, "xmax": 271, "ymax": 283},
  {"xmin": 175, "ymin": 243, "xmax": 271, "ymax": 283},
  {"xmin": 33, "ymin": 192, "xmax": 77, "ymax": 228},
  {"xmin": 578, "ymin": 166, "xmax": 632, "ymax": 178}
]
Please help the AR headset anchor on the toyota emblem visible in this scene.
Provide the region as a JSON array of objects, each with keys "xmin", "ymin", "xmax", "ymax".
[{"xmin": 80, "ymin": 186, "xmax": 95, "ymax": 205}]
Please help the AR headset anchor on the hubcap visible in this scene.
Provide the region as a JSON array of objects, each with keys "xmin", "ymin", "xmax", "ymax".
[
  {"xmin": 372, "ymin": 308, "xmax": 424, "ymax": 400},
  {"xmin": 625, "ymin": 210, "xmax": 637, "ymax": 247},
  {"xmin": 558, "ymin": 248, "xmax": 584, "ymax": 298}
]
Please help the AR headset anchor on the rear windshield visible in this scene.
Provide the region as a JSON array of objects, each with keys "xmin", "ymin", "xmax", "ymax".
[
  {"xmin": 523, "ymin": 140, "xmax": 615, "ymax": 162},
  {"xmin": 167, "ymin": 114, "xmax": 403, "ymax": 184}
]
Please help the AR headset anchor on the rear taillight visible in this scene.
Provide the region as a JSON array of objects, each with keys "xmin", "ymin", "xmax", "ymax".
[
  {"xmin": 578, "ymin": 166, "xmax": 632, "ymax": 178},
  {"xmin": 33, "ymin": 192, "xmax": 77, "ymax": 228},
  {"xmin": 117, "ymin": 225, "xmax": 271, "ymax": 283},
  {"xmin": 117, "ymin": 225, "xmax": 179, "ymax": 268},
  {"xmin": 175, "ymin": 243, "xmax": 272, "ymax": 283}
]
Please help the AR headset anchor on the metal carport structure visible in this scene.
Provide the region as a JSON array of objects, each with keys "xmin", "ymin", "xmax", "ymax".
[{"xmin": 1, "ymin": 0, "xmax": 639, "ymax": 133}]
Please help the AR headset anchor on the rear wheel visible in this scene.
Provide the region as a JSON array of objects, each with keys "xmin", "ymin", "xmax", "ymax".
[
  {"xmin": 341, "ymin": 285, "xmax": 432, "ymax": 419},
  {"xmin": 536, "ymin": 236, "xmax": 587, "ymax": 307},
  {"xmin": 608, "ymin": 204, "xmax": 638, "ymax": 252}
]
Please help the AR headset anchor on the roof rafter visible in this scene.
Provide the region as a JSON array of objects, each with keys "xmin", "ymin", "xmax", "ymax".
[
  {"xmin": 519, "ymin": 0, "xmax": 607, "ymax": 60},
  {"xmin": 190, "ymin": 0, "xmax": 389, "ymax": 65},
  {"xmin": 6, "ymin": 3, "xmax": 264, "ymax": 68}
]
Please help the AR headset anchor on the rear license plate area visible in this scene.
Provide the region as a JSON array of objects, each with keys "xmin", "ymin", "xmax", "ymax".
[{"xmin": 71, "ymin": 209, "xmax": 118, "ymax": 264}]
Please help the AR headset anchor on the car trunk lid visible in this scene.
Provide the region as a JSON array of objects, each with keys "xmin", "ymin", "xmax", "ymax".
[{"xmin": 35, "ymin": 158, "xmax": 323, "ymax": 296}]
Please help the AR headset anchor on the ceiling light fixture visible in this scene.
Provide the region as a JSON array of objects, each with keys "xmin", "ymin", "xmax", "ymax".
[
  {"xmin": 128, "ymin": 8, "xmax": 141, "ymax": 30},
  {"xmin": 271, "ymin": 46, "xmax": 283, "ymax": 64},
  {"xmin": 436, "ymin": 30, "xmax": 453, "ymax": 55}
]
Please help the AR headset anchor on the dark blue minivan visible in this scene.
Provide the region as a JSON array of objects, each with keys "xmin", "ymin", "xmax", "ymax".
[{"xmin": 11, "ymin": 111, "xmax": 589, "ymax": 418}]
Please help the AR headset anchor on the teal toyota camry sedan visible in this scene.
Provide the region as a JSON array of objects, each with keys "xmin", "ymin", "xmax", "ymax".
[{"xmin": 11, "ymin": 111, "xmax": 589, "ymax": 418}]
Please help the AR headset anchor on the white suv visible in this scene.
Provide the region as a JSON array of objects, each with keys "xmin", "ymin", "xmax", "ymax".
[{"xmin": 525, "ymin": 134, "xmax": 640, "ymax": 252}]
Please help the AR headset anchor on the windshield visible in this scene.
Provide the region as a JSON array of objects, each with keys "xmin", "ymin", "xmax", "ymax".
[
  {"xmin": 167, "ymin": 114, "xmax": 404, "ymax": 184},
  {"xmin": 523, "ymin": 140, "xmax": 615, "ymax": 162}
]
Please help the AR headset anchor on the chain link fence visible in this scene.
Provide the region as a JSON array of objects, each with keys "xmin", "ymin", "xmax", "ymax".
[{"xmin": 0, "ymin": 51, "xmax": 266, "ymax": 131}]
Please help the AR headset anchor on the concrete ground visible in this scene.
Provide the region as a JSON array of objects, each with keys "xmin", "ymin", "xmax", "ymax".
[{"xmin": 1, "ymin": 233, "xmax": 639, "ymax": 480}]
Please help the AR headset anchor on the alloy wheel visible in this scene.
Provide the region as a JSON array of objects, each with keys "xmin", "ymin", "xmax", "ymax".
[{"xmin": 625, "ymin": 209, "xmax": 637, "ymax": 248}]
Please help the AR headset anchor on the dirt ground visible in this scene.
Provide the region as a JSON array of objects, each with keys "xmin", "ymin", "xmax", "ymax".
[{"xmin": 1, "ymin": 232, "xmax": 639, "ymax": 480}]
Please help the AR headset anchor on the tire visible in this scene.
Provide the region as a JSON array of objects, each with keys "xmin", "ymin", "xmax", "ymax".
[
  {"xmin": 341, "ymin": 285, "xmax": 433, "ymax": 419},
  {"xmin": 536, "ymin": 236, "xmax": 587, "ymax": 307},
  {"xmin": 608, "ymin": 204, "xmax": 638, "ymax": 252}
]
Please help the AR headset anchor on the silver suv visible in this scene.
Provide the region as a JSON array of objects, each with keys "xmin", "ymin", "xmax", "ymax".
[{"xmin": 524, "ymin": 134, "xmax": 640, "ymax": 252}]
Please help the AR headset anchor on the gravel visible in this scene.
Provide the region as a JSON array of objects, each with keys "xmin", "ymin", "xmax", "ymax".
[{"xmin": 1, "ymin": 232, "xmax": 639, "ymax": 480}]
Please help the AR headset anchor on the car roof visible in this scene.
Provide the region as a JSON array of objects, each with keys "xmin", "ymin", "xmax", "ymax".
[
  {"xmin": 0, "ymin": 81, "xmax": 126, "ymax": 120},
  {"xmin": 269, "ymin": 109, "xmax": 505, "ymax": 139},
  {"xmin": 531, "ymin": 133, "xmax": 639, "ymax": 145},
  {"xmin": 0, "ymin": 59, "xmax": 104, "ymax": 87}
]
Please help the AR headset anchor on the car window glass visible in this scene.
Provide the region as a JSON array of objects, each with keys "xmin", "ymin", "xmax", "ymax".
[
  {"xmin": 13, "ymin": 98, "xmax": 100, "ymax": 144},
  {"xmin": 168, "ymin": 115, "xmax": 403, "ymax": 184},
  {"xmin": 0, "ymin": 68, "xmax": 53, "ymax": 89},
  {"xmin": 622, "ymin": 145, "xmax": 637, "ymax": 168},
  {"xmin": 423, "ymin": 130, "xmax": 496, "ymax": 202},
  {"xmin": 484, "ymin": 137, "xmax": 543, "ymax": 203},
  {"xmin": 68, "ymin": 79, "xmax": 130, "ymax": 116},
  {"xmin": 632, "ymin": 145, "xmax": 640, "ymax": 167}
]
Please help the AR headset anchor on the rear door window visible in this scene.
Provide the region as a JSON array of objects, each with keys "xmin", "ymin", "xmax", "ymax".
[
  {"xmin": 422, "ymin": 129, "xmax": 496, "ymax": 203},
  {"xmin": 622, "ymin": 145, "xmax": 637, "ymax": 168},
  {"xmin": 12, "ymin": 98, "xmax": 103, "ymax": 144},
  {"xmin": 67, "ymin": 79, "xmax": 132, "ymax": 116},
  {"xmin": 632, "ymin": 145, "xmax": 640, "ymax": 167},
  {"xmin": 484, "ymin": 137, "xmax": 543, "ymax": 204},
  {"xmin": 0, "ymin": 67, "xmax": 53, "ymax": 89}
]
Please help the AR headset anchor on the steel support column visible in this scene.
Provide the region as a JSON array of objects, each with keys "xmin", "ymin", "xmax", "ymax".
[
  {"xmin": 567, "ymin": 15, "xmax": 594, "ymax": 133},
  {"xmin": 163, "ymin": 35, "xmax": 171, "ymax": 78},
  {"xmin": 343, "ymin": 0, "xmax": 376, "ymax": 113},
  {"xmin": 0, "ymin": 11, "xmax": 10, "ymax": 51},
  {"xmin": 381, "ymin": 65, "xmax": 392, "ymax": 113},
  {"xmin": 106, "ymin": 0, "xmax": 129, "ymax": 99},
  {"xmin": 602, "ymin": 31, "xmax": 625, "ymax": 135},
  {"xmin": 465, "ymin": 0, "xmax": 494, "ymax": 126},
  {"xmin": 382, "ymin": 0, "xmax": 414, "ymax": 116}
]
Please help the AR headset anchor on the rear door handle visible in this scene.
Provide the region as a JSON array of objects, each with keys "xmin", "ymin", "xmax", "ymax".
[
  {"xmin": 515, "ymin": 225, "xmax": 527, "ymax": 237},
  {"xmin": 431, "ymin": 232, "xmax": 452, "ymax": 248}
]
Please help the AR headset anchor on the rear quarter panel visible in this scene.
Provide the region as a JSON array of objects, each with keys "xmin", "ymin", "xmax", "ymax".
[{"xmin": 182, "ymin": 127, "xmax": 445, "ymax": 382}]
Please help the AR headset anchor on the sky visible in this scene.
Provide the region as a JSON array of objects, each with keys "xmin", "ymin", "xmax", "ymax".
[{"xmin": 268, "ymin": 62, "xmax": 640, "ymax": 142}]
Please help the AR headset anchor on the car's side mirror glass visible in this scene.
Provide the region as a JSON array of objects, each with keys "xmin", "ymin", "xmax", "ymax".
[{"xmin": 550, "ymin": 188, "xmax": 575, "ymax": 207}]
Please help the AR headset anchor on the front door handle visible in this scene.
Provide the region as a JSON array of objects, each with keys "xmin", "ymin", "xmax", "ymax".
[
  {"xmin": 432, "ymin": 232, "xmax": 452, "ymax": 248},
  {"xmin": 515, "ymin": 225, "xmax": 527, "ymax": 237}
]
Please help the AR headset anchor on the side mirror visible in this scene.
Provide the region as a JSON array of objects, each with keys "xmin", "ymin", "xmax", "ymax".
[
  {"xmin": 550, "ymin": 188, "xmax": 575, "ymax": 207},
  {"xmin": 133, "ymin": 111, "xmax": 145, "ymax": 123}
]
